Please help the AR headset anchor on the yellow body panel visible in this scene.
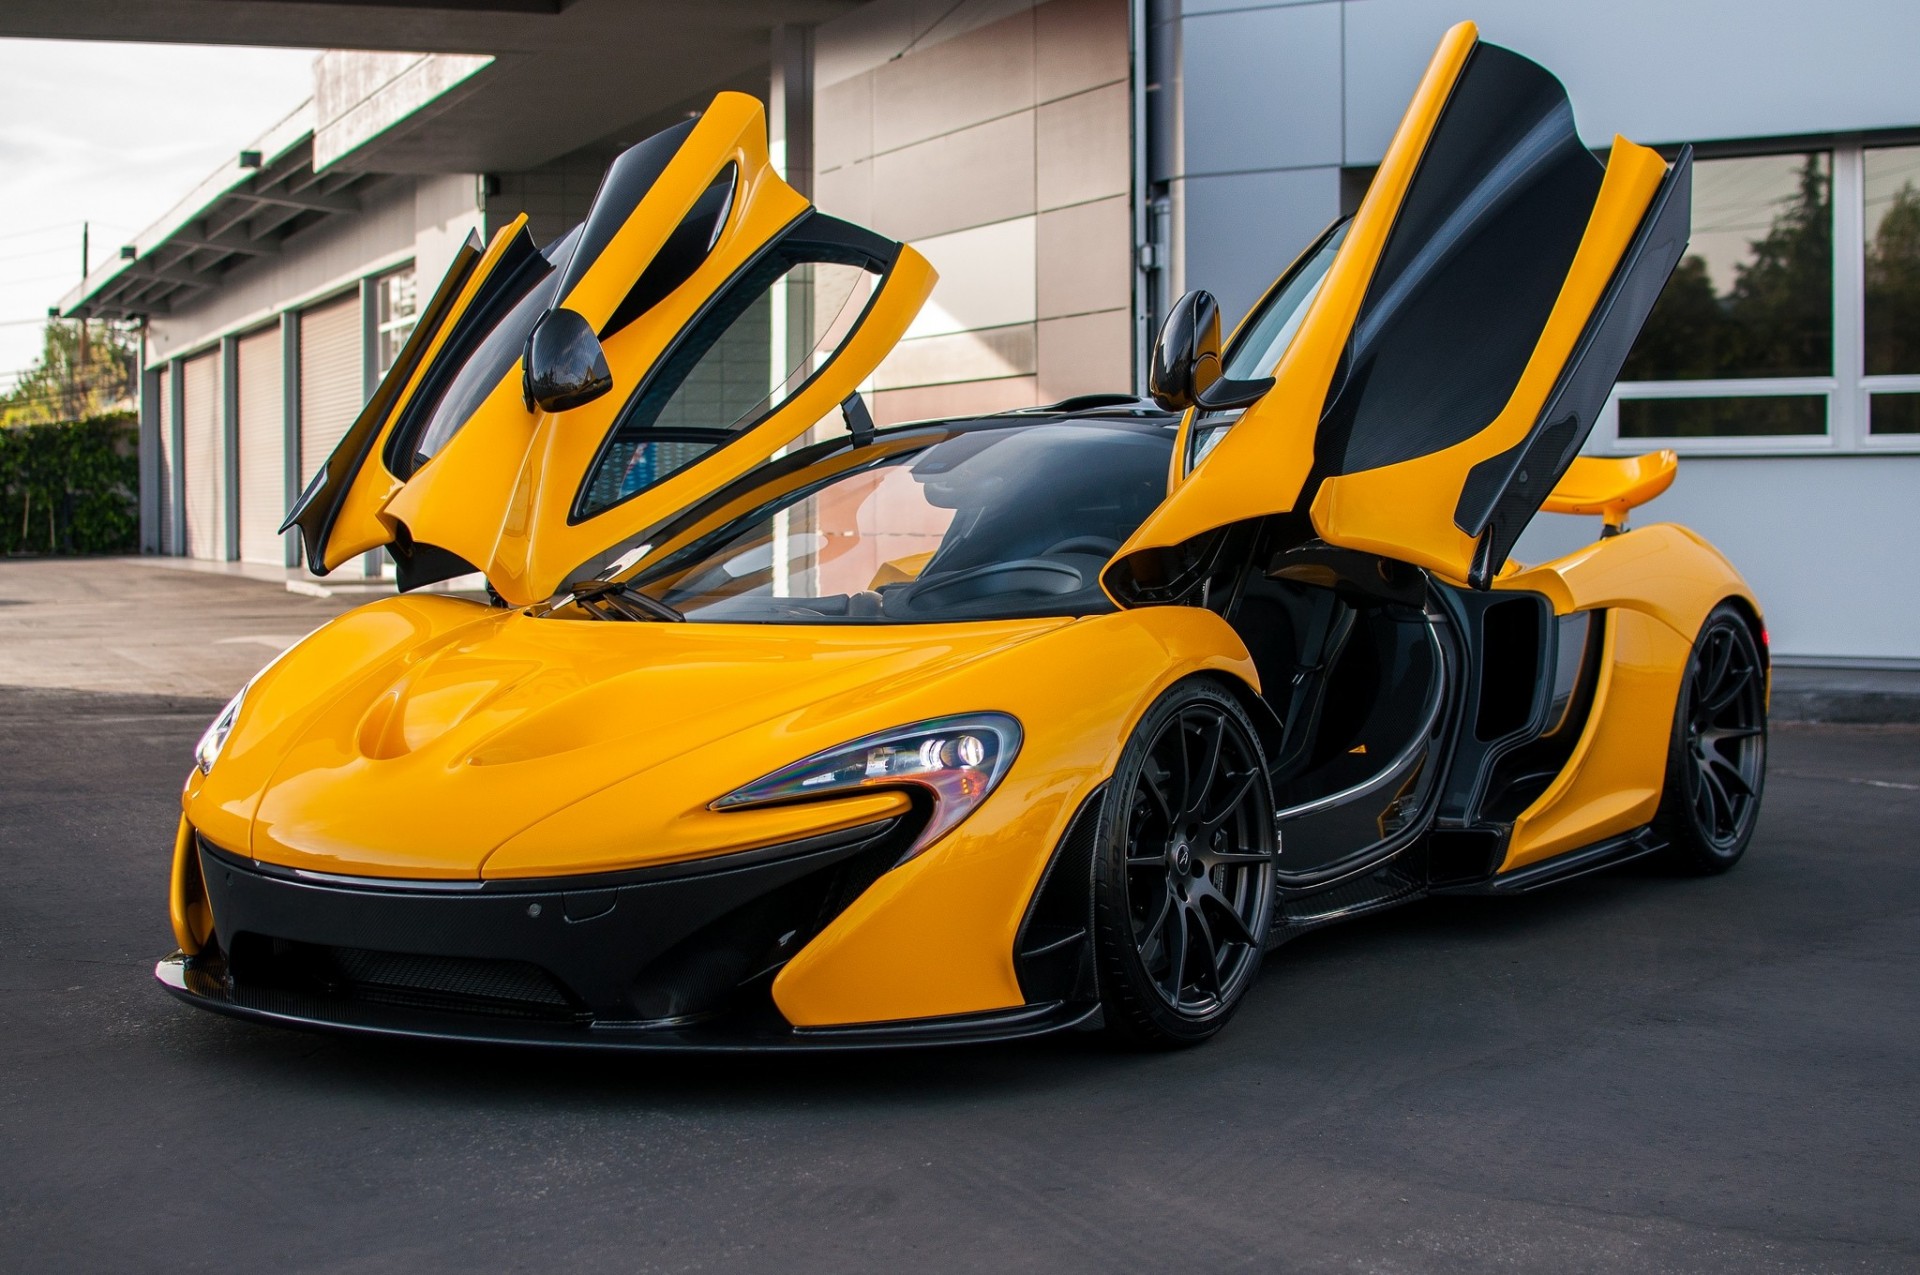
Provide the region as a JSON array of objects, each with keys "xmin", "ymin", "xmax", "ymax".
[
  {"xmin": 180, "ymin": 589, "xmax": 1258, "ymax": 1024},
  {"xmin": 311, "ymin": 93, "xmax": 936, "ymax": 606},
  {"xmin": 1307, "ymin": 139, "xmax": 1669, "ymax": 581},
  {"xmin": 1495, "ymin": 521, "xmax": 1761, "ymax": 870},
  {"xmin": 769, "ymin": 606, "xmax": 1258, "ymax": 1026},
  {"xmin": 167, "ymin": 813, "xmax": 212, "ymax": 954},
  {"xmin": 164, "ymin": 41, "xmax": 1768, "ymax": 1040},
  {"xmin": 322, "ymin": 215, "xmax": 533, "ymax": 569},
  {"xmin": 1542, "ymin": 449, "xmax": 1679, "ymax": 530},
  {"xmin": 1116, "ymin": 21, "xmax": 1478, "ymax": 563}
]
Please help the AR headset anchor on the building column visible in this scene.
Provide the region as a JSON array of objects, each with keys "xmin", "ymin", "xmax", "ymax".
[
  {"xmin": 220, "ymin": 333, "xmax": 241, "ymax": 561},
  {"xmin": 281, "ymin": 310, "xmax": 301, "ymax": 569},
  {"xmin": 166, "ymin": 357, "xmax": 186, "ymax": 556},
  {"xmin": 358, "ymin": 275, "xmax": 383, "ymax": 579},
  {"xmin": 138, "ymin": 346, "xmax": 161, "ymax": 555},
  {"xmin": 770, "ymin": 24, "xmax": 814, "ymax": 201}
]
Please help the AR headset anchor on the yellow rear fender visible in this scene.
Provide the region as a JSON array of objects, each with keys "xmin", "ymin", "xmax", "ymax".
[
  {"xmin": 1499, "ymin": 521, "xmax": 1761, "ymax": 645},
  {"xmin": 1498, "ymin": 523, "xmax": 1764, "ymax": 872}
]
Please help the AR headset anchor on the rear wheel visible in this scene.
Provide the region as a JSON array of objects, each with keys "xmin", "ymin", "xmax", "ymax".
[
  {"xmin": 1656, "ymin": 605, "xmax": 1767, "ymax": 874},
  {"xmin": 1093, "ymin": 680, "xmax": 1276, "ymax": 1047}
]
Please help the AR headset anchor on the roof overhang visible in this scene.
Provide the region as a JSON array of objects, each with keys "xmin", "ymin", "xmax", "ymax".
[
  {"xmin": 1, "ymin": 0, "xmax": 862, "ymax": 175},
  {"xmin": 58, "ymin": 102, "xmax": 386, "ymax": 321}
]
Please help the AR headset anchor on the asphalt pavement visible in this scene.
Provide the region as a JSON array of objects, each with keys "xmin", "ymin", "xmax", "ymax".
[{"xmin": 2, "ymin": 559, "xmax": 1916, "ymax": 1273}]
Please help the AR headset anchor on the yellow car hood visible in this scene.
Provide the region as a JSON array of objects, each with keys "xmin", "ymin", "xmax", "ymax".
[{"xmin": 187, "ymin": 593, "xmax": 1069, "ymax": 880}]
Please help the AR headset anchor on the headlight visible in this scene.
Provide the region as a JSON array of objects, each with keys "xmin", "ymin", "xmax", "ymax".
[
  {"xmin": 193, "ymin": 681, "xmax": 250, "ymax": 775},
  {"xmin": 713, "ymin": 713, "xmax": 1021, "ymax": 859}
]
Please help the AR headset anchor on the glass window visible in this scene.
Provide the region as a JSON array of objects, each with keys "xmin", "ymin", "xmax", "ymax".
[
  {"xmin": 1618, "ymin": 152, "xmax": 1833, "ymax": 439},
  {"xmin": 1619, "ymin": 395, "xmax": 1825, "ymax": 439},
  {"xmin": 576, "ymin": 254, "xmax": 879, "ymax": 519},
  {"xmin": 1186, "ymin": 219, "xmax": 1348, "ymax": 473},
  {"xmin": 1865, "ymin": 145, "xmax": 1920, "ymax": 381},
  {"xmin": 397, "ymin": 226, "xmax": 576, "ymax": 474},
  {"xmin": 603, "ymin": 421, "xmax": 1174, "ymax": 624},
  {"xmin": 1869, "ymin": 393, "xmax": 1920, "ymax": 434},
  {"xmin": 1625, "ymin": 152, "xmax": 1832, "ymax": 382},
  {"xmin": 375, "ymin": 266, "xmax": 418, "ymax": 376}
]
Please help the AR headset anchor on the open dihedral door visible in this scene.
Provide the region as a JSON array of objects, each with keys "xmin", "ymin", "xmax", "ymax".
[
  {"xmin": 1109, "ymin": 22, "xmax": 1692, "ymax": 595},
  {"xmin": 285, "ymin": 91, "xmax": 935, "ymax": 606}
]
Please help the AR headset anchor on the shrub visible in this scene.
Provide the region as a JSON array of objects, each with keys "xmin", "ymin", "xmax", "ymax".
[{"xmin": 0, "ymin": 413, "xmax": 140, "ymax": 556}]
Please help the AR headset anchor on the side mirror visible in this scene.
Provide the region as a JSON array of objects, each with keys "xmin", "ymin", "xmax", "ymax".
[
  {"xmin": 523, "ymin": 308, "xmax": 612, "ymax": 413},
  {"xmin": 1147, "ymin": 289, "xmax": 1274, "ymax": 413}
]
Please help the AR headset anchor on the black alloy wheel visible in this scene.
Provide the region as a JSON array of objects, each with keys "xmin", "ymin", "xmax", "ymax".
[
  {"xmin": 1657, "ymin": 604, "xmax": 1768, "ymax": 873},
  {"xmin": 1093, "ymin": 679, "xmax": 1277, "ymax": 1047}
]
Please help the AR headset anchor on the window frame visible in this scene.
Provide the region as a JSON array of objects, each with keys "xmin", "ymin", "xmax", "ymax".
[{"xmin": 1595, "ymin": 139, "xmax": 1920, "ymax": 457}]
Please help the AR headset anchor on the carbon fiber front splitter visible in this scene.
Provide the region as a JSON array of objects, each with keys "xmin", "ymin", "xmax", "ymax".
[{"xmin": 154, "ymin": 953, "xmax": 1098, "ymax": 1052}]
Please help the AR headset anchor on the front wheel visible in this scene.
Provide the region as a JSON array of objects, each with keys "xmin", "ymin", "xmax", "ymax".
[
  {"xmin": 1656, "ymin": 604, "xmax": 1768, "ymax": 874},
  {"xmin": 1093, "ymin": 679, "xmax": 1276, "ymax": 1048}
]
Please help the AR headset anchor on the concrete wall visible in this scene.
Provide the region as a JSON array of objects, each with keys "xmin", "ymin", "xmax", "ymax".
[{"xmin": 814, "ymin": 0, "xmax": 1134, "ymax": 423}]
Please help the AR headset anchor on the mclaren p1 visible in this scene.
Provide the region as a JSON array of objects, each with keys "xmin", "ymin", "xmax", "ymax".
[{"xmin": 158, "ymin": 22, "xmax": 1768, "ymax": 1050}]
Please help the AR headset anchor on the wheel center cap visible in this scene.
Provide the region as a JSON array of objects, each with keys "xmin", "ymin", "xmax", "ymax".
[{"xmin": 1172, "ymin": 842, "xmax": 1192, "ymax": 874}]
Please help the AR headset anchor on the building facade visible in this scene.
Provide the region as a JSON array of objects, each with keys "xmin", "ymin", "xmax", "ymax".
[{"xmin": 52, "ymin": 0, "xmax": 1919, "ymax": 664}]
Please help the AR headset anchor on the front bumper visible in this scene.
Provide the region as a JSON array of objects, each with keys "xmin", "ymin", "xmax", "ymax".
[{"xmin": 158, "ymin": 823, "xmax": 1095, "ymax": 1051}]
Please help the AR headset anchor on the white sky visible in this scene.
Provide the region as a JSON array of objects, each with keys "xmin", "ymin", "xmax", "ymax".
[{"xmin": 0, "ymin": 39, "xmax": 319, "ymax": 385}]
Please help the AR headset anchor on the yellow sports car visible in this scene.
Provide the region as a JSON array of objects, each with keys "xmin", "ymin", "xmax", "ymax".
[{"xmin": 159, "ymin": 23, "xmax": 1767, "ymax": 1050}]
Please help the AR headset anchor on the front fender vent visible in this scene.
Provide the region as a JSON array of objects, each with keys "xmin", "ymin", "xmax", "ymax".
[{"xmin": 1013, "ymin": 785, "xmax": 1105, "ymax": 1005}]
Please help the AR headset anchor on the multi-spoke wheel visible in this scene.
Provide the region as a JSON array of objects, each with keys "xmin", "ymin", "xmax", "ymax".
[
  {"xmin": 1093, "ymin": 679, "xmax": 1276, "ymax": 1047},
  {"xmin": 1656, "ymin": 604, "xmax": 1767, "ymax": 873}
]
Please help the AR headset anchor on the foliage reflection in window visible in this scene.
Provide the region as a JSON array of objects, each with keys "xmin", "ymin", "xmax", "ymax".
[
  {"xmin": 1865, "ymin": 146, "xmax": 1920, "ymax": 380},
  {"xmin": 1624, "ymin": 153, "xmax": 1832, "ymax": 384}
]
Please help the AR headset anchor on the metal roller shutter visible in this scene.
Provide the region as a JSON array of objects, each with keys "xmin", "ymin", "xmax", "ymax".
[
  {"xmin": 298, "ymin": 293, "xmax": 363, "ymax": 486},
  {"xmin": 155, "ymin": 365, "xmax": 174, "ymax": 554},
  {"xmin": 236, "ymin": 327, "xmax": 286, "ymax": 565},
  {"xmin": 181, "ymin": 350, "xmax": 221, "ymax": 560}
]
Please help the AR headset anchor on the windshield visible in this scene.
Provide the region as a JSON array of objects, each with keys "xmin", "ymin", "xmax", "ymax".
[{"xmin": 587, "ymin": 419, "xmax": 1174, "ymax": 624}]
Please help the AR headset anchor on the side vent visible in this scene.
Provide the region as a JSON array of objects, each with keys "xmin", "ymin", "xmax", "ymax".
[
  {"xmin": 1013, "ymin": 786, "xmax": 1105, "ymax": 1005},
  {"xmin": 1475, "ymin": 596, "xmax": 1545, "ymax": 741}
]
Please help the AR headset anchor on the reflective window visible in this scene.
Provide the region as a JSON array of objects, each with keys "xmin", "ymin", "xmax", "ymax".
[
  {"xmin": 1869, "ymin": 393, "xmax": 1920, "ymax": 434},
  {"xmin": 576, "ymin": 254, "xmax": 878, "ymax": 519},
  {"xmin": 1619, "ymin": 152, "xmax": 1831, "ymax": 439},
  {"xmin": 1865, "ymin": 146, "xmax": 1920, "ymax": 438},
  {"xmin": 394, "ymin": 226, "xmax": 575, "ymax": 474},
  {"xmin": 1620, "ymin": 395, "xmax": 1825, "ymax": 439},
  {"xmin": 606, "ymin": 421, "xmax": 1173, "ymax": 624},
  {"xmin": 1186, "ymin": 221, "xmax": 1349, "ymax": 473},
  {"xmin": 1625, "ymin": 152, "xmax": 1833, "ymax": 382},
  {"xmin": 374, "ymin": 266, "xmax": 418, "ymax": 376}
]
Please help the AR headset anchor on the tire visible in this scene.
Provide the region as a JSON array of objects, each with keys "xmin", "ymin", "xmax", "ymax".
[
  {"xmin": 1655, "ymin": 604, "xmax": 1768, "ymax": 874},
  {"xmin": 1093, "ymin": 679, "xmax": 1277, "ymax": 1048}
]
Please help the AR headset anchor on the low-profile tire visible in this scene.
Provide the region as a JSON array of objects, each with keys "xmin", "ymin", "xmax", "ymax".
[
  {"xmin": 1655, "ymin": 604, "xmax": 1768, "ymax": 874},
  {"xmin": 1093, "ymin": 678, "xmax": 1277, "ymax": 1048}
]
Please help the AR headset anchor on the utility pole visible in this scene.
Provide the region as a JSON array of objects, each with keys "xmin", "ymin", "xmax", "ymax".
[{"xmin": 78, "ymin": 222, "xmax": 90, "ymax": 369}]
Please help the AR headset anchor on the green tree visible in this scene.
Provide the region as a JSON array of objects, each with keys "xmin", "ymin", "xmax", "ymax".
[{"xmin": 1, "ymin": 319, "xmax": 138, "ymax": 427}]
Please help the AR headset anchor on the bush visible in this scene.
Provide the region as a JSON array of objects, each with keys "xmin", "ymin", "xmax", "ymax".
[{"xmin": 0, "ymin": 413, "xmax": 140, "ymax": 556}]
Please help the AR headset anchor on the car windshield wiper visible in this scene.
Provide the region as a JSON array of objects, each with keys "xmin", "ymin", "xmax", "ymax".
[{"xmin": 566, "ymin": 579, "xmax": 684, "ymax": 623}]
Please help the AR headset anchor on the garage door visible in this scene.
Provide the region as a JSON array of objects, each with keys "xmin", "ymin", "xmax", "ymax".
[
  {"xmin": 236, "ymin": 326, "xmax": 286, "ymax": 565},
  {"xmin": 180, "ymin": 350, "xmax": 221, "ymax": 560},
  {"xmin": 298, "ymin": 293, "xmax": 363, "ymax": 487},
  {"xmin": 155, "ymin": 364, "xmax": 174, "ymax": 554}
]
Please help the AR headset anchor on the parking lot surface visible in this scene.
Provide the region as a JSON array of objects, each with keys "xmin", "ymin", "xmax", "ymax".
[{"xmin": 2, "ymin": 559, "xmax": 1916, "ymax": 1273}]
